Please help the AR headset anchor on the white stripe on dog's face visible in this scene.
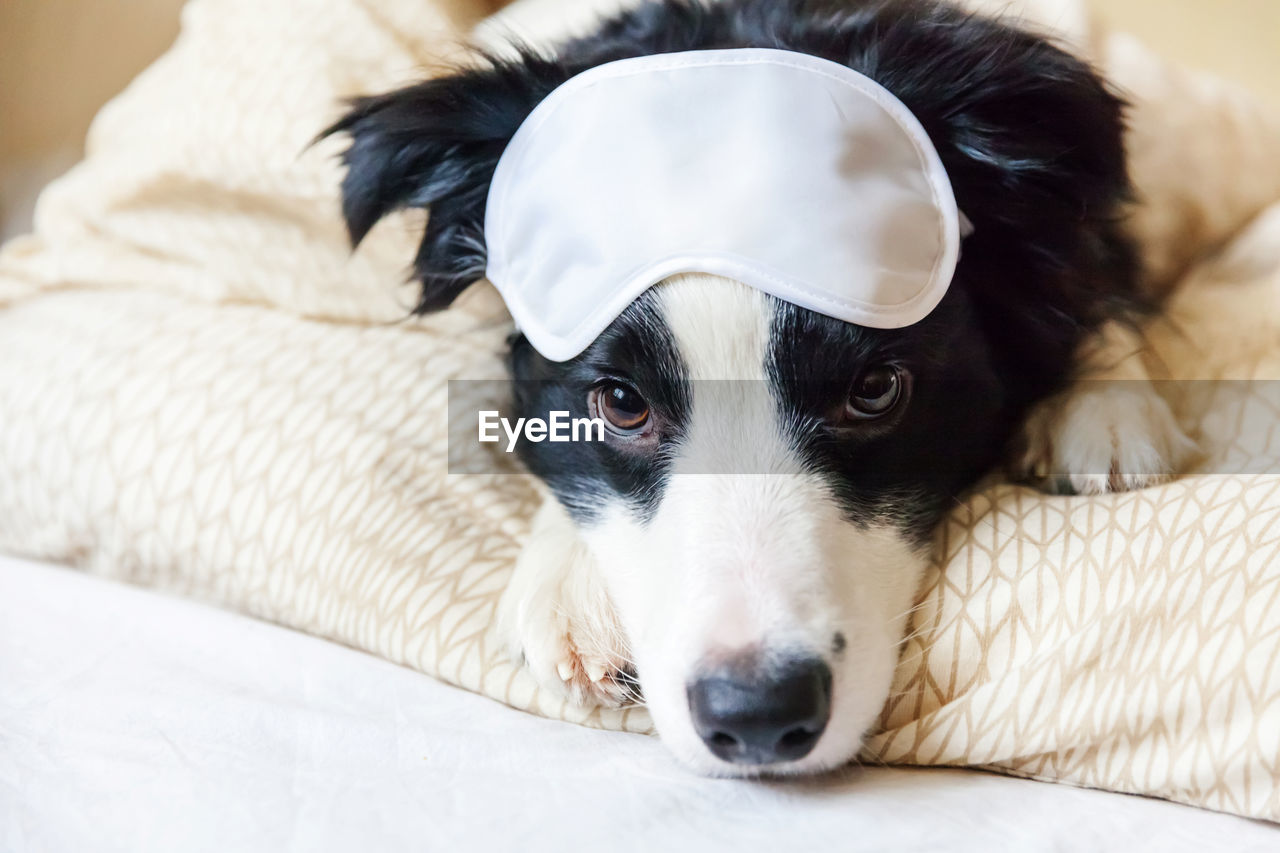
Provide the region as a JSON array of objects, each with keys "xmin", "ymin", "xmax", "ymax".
[
  {"xmin": 661, "ymin": 274, "xmax": 772, "ymax": 382},
  {"xmin": 577, "ymin": 274, "xmax": 928, "ymax": 775}
]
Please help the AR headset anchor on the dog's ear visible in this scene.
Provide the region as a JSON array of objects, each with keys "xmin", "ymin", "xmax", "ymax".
[
  {"xmin": 878, "ymin": 21, "xmax": 1131, "ymax": 241},
  {"xmin": 844, "ymin": 8, "xmax": 1143, "ymax": 395},
  {"xmin": 324, "ymin": 54, "xmax": 566, "ymax": 312}
]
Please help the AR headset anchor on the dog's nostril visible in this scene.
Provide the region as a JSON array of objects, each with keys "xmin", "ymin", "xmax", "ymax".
[
  {"xmin": 778, "ymin": 726, "xmax": 818, "ymax": 752},
  {"xmin": 687, "ymin": 654, "xmax": 832, "ymax": 766}
]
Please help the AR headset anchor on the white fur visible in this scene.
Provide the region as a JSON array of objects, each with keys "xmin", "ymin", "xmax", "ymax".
[
  {"xmin": 1013, "ymin": 320, "xmax": 1197, "ymax": 494},
  {"xmin": 497, "ymin": 495, "xmax": 633, "ymax": 707},
  {"xmin": 499, "ymin": 274, "xmax": 928, "ymax": 774}
]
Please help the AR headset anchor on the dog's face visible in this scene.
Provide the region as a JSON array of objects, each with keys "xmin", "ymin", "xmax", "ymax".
[
  {"xmin": 509, "ymin": 271, "xmax": 1005, "ymax": 771},
  {"xmin": 329, "ymin": 0, "xmax": 1139, "ymax": 772}
]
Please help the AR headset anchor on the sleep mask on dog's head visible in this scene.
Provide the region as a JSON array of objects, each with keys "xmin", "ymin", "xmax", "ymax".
[{"xmin": 484, "ymin": 48, "xmax": 964, "ymax": 362}]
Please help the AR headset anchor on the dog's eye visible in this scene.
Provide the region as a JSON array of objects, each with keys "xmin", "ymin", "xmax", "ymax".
[
  {"xmin": 845, "ymin": 364, "xmax": 907, "ymax": 419},
  {"xmin": 594, "ymin": 383, "xmax": 651, "ymax": 433}
]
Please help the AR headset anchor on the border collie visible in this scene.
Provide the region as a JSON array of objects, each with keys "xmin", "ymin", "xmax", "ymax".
[{"xmin": 327, "ymin": 0, "xmax": 1191, "ymax": 775}]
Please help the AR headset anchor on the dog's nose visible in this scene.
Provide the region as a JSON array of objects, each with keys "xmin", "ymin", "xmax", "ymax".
[{"xmin": 687, "ymin": 655, "xmax": 832, "ymax": 765}]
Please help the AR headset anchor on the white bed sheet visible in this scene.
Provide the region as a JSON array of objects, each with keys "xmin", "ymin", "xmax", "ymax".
[{"xmin": 2, "ymin": 554, "xmax": 1276, "ymax": 853}]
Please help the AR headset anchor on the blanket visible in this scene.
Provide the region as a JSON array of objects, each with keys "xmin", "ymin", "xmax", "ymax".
[{"xmin": 3, "ymin": 0, "xmax": 1280, "ymax": 820}]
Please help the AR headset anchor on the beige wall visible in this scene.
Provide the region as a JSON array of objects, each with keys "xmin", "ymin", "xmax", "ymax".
[
  {"xmin": 0, "ymin": 0, "xmax": 185, "ymax": 239},
  {"xmin": 1095, "ymin": 0, "xmax": 1280, "ymax": 113},
  {"xmin": 0, "ymin": 0, "xmax": 186, "ymax": 165}
]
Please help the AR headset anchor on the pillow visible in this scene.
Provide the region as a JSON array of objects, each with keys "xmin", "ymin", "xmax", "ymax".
[
  {"xmin": 4, "ymin": 0, "xmax": 1280, "ymax": 820},
  {"xmin": 0, "ymin": 0, "xmax": 650, "ymax": 735}
]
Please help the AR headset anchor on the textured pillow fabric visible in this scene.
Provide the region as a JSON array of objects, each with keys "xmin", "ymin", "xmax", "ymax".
[
  {"xmin": 4, "ymin": 0, "xmax": 1280, "ymax": 821},
  {"xmin": 868, "ymin": 201, "xmax": 1280, "ymax": 817},
  {"xmin": 0, "ymin": 0, "xmax": 654, "ymax": 736}
]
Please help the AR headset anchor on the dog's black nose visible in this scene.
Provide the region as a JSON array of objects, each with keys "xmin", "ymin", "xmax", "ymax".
[{"xmin": 687, "ymin": 655, "xmax": 832, "ymax": 765}]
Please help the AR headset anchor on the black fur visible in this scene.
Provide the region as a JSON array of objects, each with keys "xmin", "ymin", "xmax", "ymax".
[
  {"xmin": 328, "ymin": 0, "xmax": 1139, "ymax": 391},
  {"xmin": 327, "ymin": 0, "xmax": 1142, "ymax": 526},
  {"xmin": 508, "ymin": 291, "xmax": 692, "ymax": 521},
  {"xmin": 768, "ymin": 289, "xmax": 1007, "ymax": 541},
  {"xmin": 325, "ymin": 56, "xmax": 570, "ymax": 309}
]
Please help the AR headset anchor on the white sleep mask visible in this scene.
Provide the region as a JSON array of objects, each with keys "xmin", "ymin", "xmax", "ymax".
[{"xmin": 484, "ymin": 48, "xmax": 963, "ymax": 362}]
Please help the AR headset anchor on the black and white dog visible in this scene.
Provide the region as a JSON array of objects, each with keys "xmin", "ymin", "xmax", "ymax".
[{"xmin": 329, "ymin": 0, "xmax": 1190, "ymax": 775}]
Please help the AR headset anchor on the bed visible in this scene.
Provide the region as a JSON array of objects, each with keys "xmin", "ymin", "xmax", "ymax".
[{"xmin": 3, "ymin": 552, "xmax": 1277, "ymax": 851}]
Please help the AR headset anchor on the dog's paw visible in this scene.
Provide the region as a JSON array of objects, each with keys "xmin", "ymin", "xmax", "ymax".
[
  {"xmin": 497, "ymin": 502, "xmax": 636, "ymax": 708},
  {"xmin": 1012, "ymin": 381, "xmax": 1196, "ymax": 495},
  {"xmin": 507, "ymin": 604, "xmax": 636, "ymax": 709}
]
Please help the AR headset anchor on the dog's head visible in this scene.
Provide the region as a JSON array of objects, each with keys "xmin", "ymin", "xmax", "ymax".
[{"xmin": 330, "ymin": 0, "xmax": 1139, "ymax": 774}]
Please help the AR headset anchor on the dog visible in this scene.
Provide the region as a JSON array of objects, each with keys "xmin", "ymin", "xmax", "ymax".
[{"xmin": 327, "ymin": 0, "xmax": 1193, "ymax": 775}]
